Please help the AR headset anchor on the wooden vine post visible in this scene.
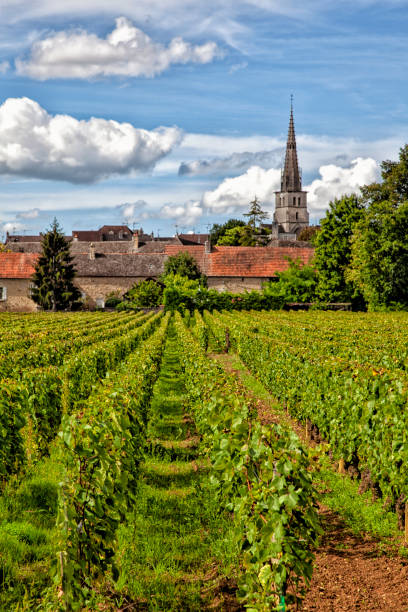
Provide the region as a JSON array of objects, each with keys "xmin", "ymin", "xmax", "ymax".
[
  {"xmin": 338, "ymin": 458, "xmax": 345, "ymax": 474},
  {"xmin": 225, "ymin": 327, "xmax": 230, "ymax": 353},
  {"xmin": 405, "ymin": 502, "xmax": 408, "ymax": 544}
]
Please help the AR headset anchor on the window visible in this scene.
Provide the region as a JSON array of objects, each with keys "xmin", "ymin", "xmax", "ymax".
[
  {"xmin": 96, "ymin": 297, "xmax": 105, "ymax": 309},
  {"xmin": 0, "ymin": 286, "xmax": 7, "ymax": 301},
  {"xmin": 296, "ymin": 212, "xmax": 298, "ymax": 220},
  {"xmin": 28, "ymin": 282, "xmax": 35, "ymax": 297}
]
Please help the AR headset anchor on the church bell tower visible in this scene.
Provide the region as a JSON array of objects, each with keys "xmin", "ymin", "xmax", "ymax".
[{"xmin": 273, "ymin": 100, "xmax": 309, "ymax": 235}]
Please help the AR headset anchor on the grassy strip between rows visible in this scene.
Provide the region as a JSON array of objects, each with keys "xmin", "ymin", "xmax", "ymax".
[{"xmin": 116, "ymin": 320, "xmax": 238, "ymax": 610}]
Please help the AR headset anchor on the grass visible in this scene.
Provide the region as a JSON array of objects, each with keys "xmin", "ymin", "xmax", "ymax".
[
  {"xmin": 0, "ymin": 453, "xmax": 63, "ymax": 609},
  {"xmin": 116, "ymin": 323, "xmax": 239, "ymax": 611},
  {"xmin": 314, "ymin": 457, "xmax": 399, "ymax": 539}
]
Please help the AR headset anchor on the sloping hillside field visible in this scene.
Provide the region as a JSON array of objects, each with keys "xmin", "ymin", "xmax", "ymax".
[{"xmin": 0, "ymin": 310, "xmax": 407, "ymax": 610}]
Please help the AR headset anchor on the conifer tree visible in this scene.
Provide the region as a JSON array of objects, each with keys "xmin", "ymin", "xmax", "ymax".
[
  {"xmin": 243, "ymin": 196, "xmax": 269, "ymax": 227},
  {"xmin": 31, "ymin": 219, "xmax": 81, "ymax": 311}
]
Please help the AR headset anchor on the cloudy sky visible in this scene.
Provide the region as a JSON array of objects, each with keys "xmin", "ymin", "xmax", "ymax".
[{"xmin": 0, "ymin": 1, "xmax": 407, "ymax": 238}]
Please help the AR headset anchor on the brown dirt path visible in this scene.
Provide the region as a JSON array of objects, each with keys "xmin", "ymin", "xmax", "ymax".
[{"xmin": 210, "ymin": 351, "xmax": 408, "ymax": 612}]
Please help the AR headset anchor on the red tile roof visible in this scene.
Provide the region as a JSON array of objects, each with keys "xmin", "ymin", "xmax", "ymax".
[
  {"xmin": 0, "ymin": 253, "xmax": 38, "ymax": 278},
  {"xmin": 208, "ymin": 246, "xmax": 314, "ymax": 277},
  {"xmin": 164, "ymin": 244, "xmax": 314, "ymax": 277}
]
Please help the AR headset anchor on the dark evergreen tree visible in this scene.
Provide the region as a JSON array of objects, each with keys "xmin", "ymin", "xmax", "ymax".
[{"xmin": 31, "ymin": 219, "xmax": 81, "ymax": 311}]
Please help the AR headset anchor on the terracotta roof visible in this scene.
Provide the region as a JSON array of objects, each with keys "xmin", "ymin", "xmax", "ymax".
[
  {"xmin": 208, "ymin": 246, "xmax": 314, "ymax": 277},
  {"xmin": 0, "ymin": 253, "xmax": 38, "ymax": 278},
  {"xmin": 164, "ymin": 244, "xmax": 315, "ymax": 277}
]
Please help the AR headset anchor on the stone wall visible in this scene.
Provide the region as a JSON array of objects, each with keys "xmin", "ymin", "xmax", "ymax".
[
  {"xmin": 76, "ymin": 276, "xmax": 147, "ymax": 307},
  {"xmin": 207, "ymin": 276, "xmax": 264, "ymax": 293},
  {"xmin": 0, "ymin": 279, "xmax": 37, "ymax": 312}
]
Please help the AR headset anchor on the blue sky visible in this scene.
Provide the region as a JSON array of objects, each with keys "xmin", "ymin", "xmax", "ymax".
[{"xmin": 0, "ymin": 0, "xmax": 407, "ymax": 239}]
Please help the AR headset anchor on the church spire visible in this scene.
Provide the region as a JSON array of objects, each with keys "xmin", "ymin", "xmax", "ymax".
[{"xmin": 281, "ymin": 98, "xmax": 302, "ymax": 192}]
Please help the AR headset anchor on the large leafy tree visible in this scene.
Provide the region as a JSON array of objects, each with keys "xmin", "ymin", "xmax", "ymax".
[
  {"xmin": 162, "ymin": 251, "xmax": 206, "ymax": 284},
  {"xmin": 347, "ymin": 145, "xmax": 408, "ymax": 309},
  {"xmin": 210, "ymin": 219, "xmax": 246, "ymax": 245},
  {"xmin": 31, "ymin": 219, "xmax": 81, "ymax": 311},
  {"xmin": 360, "ymin": 144, "xmax": 408, "ymax": 206},
  {"xmin": 314, "ymin": 195, "xmax": 366, "ymax": 303},
  {"xmin": 348, "ymin": 199, "xmax": 408, "ymax": 309}
]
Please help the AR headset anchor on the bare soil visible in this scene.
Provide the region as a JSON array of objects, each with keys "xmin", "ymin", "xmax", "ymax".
[{"xmin": 210, "ymin": 351, "xmax": 408, "ymax": 611}]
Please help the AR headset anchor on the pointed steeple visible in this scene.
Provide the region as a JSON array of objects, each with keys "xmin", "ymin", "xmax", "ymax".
[{"xmin": 281, "ymin": 99, "xmax": 302, "ymax": 192}]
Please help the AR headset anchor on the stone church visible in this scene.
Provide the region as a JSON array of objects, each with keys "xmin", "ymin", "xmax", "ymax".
[{"xmin": 268, "ymin": 103, "xmax": 310, "ymax": 241}]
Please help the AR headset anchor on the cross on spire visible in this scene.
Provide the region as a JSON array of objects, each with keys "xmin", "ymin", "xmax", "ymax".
[{"xmin": 281, "ymin": 98, "xmax": 302, "ymax": 192}]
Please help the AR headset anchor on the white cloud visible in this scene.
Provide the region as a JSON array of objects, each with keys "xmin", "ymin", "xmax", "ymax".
[
  {"xmin": 118, "ymin": 200, "xmax": 150, "ymax": 224},
  {"xmin": 306, "ymin": 157, "xmax": 379, "ymax": 213},
  {"xmin": 160, "ymin": 200, "xmax": 203, "ymax": 226},
  {"xmin": 201, "ymin": 165, "xmax": 281, "ymax": 215},
  {"xmin": 0, "ymin": 97, "xmax": 182, "ymax": 183},
  {"xmin": 1, "ymin": 221, "xmax": 25, "ymax": 234},
  {"xmin": 16, "ymin": 207, "xmax": 40, "ymax": 219},
  {"xmin": 0, "ymin": 61, "xmax": 9, "ymax": 74},
  {"xmin": 16, "ymin": 17, "xmax": 221, "ymax": 80}
]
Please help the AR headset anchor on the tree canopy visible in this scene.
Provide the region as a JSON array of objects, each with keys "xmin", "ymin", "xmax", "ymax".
[
  {"xmin": 210, "ymin": 219, "xmax": 246, "ymax": 245},
  {"xmin": 162, "ymin": 251, "xmax": 206, "ymax": 284},
  {"xmin": 313, "ymin": 195, "xmax": 365, "ymax": 304},
  {"xmin": 31, "ymin": 219, "xmax": 81, "ymax": 311}
]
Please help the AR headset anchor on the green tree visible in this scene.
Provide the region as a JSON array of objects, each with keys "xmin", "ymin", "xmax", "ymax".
[
  {"xmin": 31, "ymin": 219, "xmax": 81, "ymax": 311},
  {"xmin": 163, "ymin": 252, "xmax": 206, "ymax": 284},
  {"xmin": 243, "ymin": 196, "xmax": 269, "ymax": 227},
  {"xmin": 314, "ymin": 195, "xmax": 366, "ymax": 304},
  {"xmin": 126, "ymin": 280, "xmax": 163, "ymax": 307},
  {"xmin": 347, "ymin": 200, "xmax": 408, "ymax": 309},
  {"xmin": 263, "ymin": 258, "xmax": 318, "ymax": 303},
  {"xmin": 210, "ymin": 219, "xmax": 246, "ymax": 245},
  {"xmin": 360, "ymin": 144, "xmax": 408, "ymax": 206}
]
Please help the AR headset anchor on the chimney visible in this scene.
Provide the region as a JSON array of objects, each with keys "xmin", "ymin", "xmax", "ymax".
[
  {"xmin": 204, "ymin": 240, "xmax": 211, "ymax": 254},
  {"xmin": 89, "ymin": 242, "xmax": 95, "ymax": 260},
  {"xmin": 132, "ymin": 232, "xmax": 139, "ymax": 252}
]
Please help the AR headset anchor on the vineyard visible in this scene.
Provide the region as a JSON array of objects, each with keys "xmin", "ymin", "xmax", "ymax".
[{"xmin": 0, "ymin": 309, "xmax": 408, "ymax": 610}]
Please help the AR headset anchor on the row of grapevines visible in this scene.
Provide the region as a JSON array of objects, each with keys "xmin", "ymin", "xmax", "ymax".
[
  {"xmin": 52, "ymin": 313, "xmax": 171, "ymax": 610},
  {"xmin": 175, "ymin": 312, "xmax": 320, "ymax": 611},
  {"xmin": 204, "ymin": 309, "xmax": 408, "ymax": 525},
  {"xmin": 216, "ymin": 309, "xmax": 408, "ymax": 372},
  {"xmin": 0, "ymin": 311, "xmax": 130, "ymax": 353},
  {"xmin": 0, "ymin": 311, "xmax": 164, "ymax": 483},
  {"xmin": 0, "ymin": 311, "xmax": 150, "ymax": 377}
]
